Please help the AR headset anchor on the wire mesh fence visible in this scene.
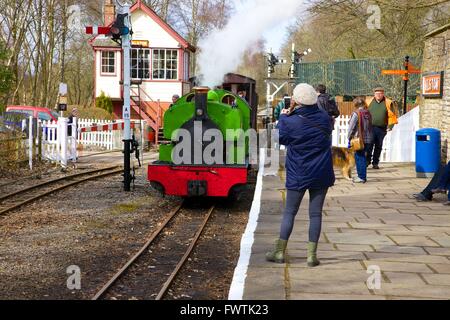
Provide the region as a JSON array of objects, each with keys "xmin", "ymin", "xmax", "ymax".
[{"xmin": 295, "ymin": 57, "xmax": 421, "ymax": 102}]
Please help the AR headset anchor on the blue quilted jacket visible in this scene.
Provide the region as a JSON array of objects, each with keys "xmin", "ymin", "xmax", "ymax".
[{"xmin": 277, "ymin": 105, "xmax": 335, "ymax": 191}]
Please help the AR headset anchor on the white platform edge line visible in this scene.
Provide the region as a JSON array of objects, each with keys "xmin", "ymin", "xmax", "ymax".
[{"xmin": 228, "ymin": 148, "xmax": 266, "ymax": 300}]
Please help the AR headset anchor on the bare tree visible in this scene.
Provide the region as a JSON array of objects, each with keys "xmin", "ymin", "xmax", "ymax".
[
  {"xmin": 0, "ymin": 0, "xmax": 103, "ymax": 108},
  {"xmin": 288, "ymin": 0, "xmax": 450, "ymax": 60},
  {"xmin": 143, "ymin": 0, "xmax": 173, "ymax": 20},
  {"xmin": 0, "ymin": 0, "xmax": 236, "ymax": 110}
]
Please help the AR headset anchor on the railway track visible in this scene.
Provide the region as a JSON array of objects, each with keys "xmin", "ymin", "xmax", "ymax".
[
  {"xmin": 93, "ymin": 202, "xmax": 215, "ymax": 300},
  {"xmin": 79, "ymin": 150, "xmax": 123, "ymax": 158},
  {"xmin": 0, "ymin": 166, "xmax": 123, "ymax": 216}
]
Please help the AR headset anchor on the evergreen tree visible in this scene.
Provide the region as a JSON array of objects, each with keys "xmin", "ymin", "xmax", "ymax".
[{"xmin": 95, "ymin": 91, "xmax": 113, "ymax": 114}]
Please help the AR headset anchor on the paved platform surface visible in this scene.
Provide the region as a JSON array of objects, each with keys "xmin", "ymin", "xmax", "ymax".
[{"xmin": 243, "ymin": 161, "xmax": 450, "ymax": 300}]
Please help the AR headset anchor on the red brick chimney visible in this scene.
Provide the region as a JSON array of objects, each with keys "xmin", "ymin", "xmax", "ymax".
[{"xmin": 104, "ymin": 0, "xmax": 116, "ymax": 26}]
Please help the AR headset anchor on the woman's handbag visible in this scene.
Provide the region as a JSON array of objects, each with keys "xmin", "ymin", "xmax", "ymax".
[{"xmin": 350, "ymin": 111, "xmax": 365, "ymax": 151}]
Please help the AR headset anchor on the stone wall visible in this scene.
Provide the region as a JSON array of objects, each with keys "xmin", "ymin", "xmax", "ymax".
[{"xmin": 421, "ymin": 27, "xmax": 450, "ymax": 161}]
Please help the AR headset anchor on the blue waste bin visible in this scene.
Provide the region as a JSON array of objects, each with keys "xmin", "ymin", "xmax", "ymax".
[{"xmin": 416, "ymin": 128, "xmax": 441, "ymax": 178}]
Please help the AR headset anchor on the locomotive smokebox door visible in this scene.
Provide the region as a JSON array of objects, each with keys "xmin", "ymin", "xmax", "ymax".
[
  {"xmin": 178, "ymin": 87, "xmax": 223, "ymax": 165},
  {"xmin": 188, "ymin": 180, "xmax": 208, "ymax": 197}
]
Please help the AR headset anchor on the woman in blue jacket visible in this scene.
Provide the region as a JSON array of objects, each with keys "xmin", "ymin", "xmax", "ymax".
[{"xmin": 266, "ymin": 83, "xmax": 335, "ymax": 267}]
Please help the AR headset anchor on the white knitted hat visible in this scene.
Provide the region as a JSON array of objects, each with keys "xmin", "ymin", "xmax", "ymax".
[{"xmin": 293, "ymin": 83, "xmax": 318, "ymax": 106}]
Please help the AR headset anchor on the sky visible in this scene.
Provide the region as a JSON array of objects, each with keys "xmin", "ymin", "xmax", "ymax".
[{"xmin": 263, "ymin": 19, "xmax": 296, "ymax": 55}]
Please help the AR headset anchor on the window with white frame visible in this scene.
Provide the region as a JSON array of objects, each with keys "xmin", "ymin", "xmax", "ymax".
[
  {"xmin": 131, "ymin": 48, "xmax": 151, "ymax": 80},
  {"xmin": 101, "ymin": 51, "xmax": 115, "ymax": 74},
  {"xmin": 153, "ymin": 49, "xmax": 178, "ymax": 80}
]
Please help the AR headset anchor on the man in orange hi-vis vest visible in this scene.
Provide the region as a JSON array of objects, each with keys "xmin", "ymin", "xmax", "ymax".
[{"xmin": 365, "ymin": 87, "xmax": 398, "ymax": 170}]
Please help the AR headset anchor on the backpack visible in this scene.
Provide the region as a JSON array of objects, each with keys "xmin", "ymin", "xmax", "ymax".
[{"xmin": 318, "ymin": 94, "xmax": 340, "ymax": 118}]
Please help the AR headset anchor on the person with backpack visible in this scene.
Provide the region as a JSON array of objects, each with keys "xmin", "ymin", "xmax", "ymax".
[
  {"xmin": 347, "ymin": 97, "xmax": 373, "ymax": 184},
  {"xmin": 315, "ymin": 84, "xmax": 340, "ymax": 123}
]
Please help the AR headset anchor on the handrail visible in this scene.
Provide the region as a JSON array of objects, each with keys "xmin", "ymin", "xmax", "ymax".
[
  {"xmin": 130, "ymin": 86, "xmax": 164, "ymax": 123},
  {"xmin": 128, "ymin": 84, "xmax": 165, "ymax": 143}
]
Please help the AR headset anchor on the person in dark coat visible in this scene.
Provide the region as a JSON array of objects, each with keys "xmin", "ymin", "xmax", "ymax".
[
  {"xmin": 68, "ymin": 108, "xmax": 79, "ymax": 137},
  {"xmin": 266, "ymin": 83, "xmax": 335, "ymax": 267},
  {"xmin": 315, "ymin": 84, "xmax": 340, "ymax": 121},
  {"xmin": 413, "ymin": 161, "xmax": 450, "ymax": 206}
]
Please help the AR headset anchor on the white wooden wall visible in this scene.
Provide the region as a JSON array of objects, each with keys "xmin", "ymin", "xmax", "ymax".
[{"xmin": 332, "ymin": 107, "xmax": 420, "ymax": 162}]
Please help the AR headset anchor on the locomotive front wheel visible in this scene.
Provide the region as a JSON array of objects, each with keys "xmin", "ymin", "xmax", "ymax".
[
  {"xmin": 150, "ymin": 181, "xmax": 166, "ymax": 197},
  {"xmin": 228, "ymin": 184, "xmax": 246, "ymax": 202}
]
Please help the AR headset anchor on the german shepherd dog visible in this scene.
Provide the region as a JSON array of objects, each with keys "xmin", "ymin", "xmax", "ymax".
[{"xmin": 332, "ymin": 147, "xmax": 356, "ymax": 181}]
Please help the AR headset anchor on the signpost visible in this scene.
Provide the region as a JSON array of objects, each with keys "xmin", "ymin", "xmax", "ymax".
[{"xmin": 382, "ymin": 56, "xmax": 421, "ymax": 115}]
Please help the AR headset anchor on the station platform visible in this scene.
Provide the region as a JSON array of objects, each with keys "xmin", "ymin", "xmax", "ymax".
[{"xmin": 230, "ymin": 151, "xmax": 450, "ymax": 300}]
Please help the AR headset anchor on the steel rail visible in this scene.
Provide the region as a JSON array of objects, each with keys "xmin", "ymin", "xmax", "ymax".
[
  {"xmin": 0, "ymin": 167, "xmax": 122, "ymax": 216},
  {"xmin": 155, "ymin": 205, "xmax": 215, "ymax": 300},
  {"xmin": 0, "ymin": 166, "xmax": 120, "ymax": 202},
  {"xmin": 92, "ymin": 202, "xmax": 184, "ymax": 300}
]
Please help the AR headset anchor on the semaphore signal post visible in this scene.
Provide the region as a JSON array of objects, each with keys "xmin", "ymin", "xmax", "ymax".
[{"xmin": 86, "ymin": 0, "xmax": 133, "ymax": 192}]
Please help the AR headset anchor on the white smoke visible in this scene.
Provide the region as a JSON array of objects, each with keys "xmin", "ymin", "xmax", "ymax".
[{"xmin": 197, "ymin": 0, "xmax": 305, "ymax": 87}]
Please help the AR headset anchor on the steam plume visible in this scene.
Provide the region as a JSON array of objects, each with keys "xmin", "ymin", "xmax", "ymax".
[{"xmin": 197, "ymin": 0, "xmax": 305, "ymax": 87}]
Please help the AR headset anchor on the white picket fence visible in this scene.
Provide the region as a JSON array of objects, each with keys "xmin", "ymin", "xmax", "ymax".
[
  {"xmin": 331, "ymin": 107, "xmax": 420, "ymax": 162},
  {"xmin": 333, "ymin": 115, "xmax": 352, "ymax": 148},
  {"xmin": 77, "ymin": 119, "xmax": 116, "ymax": 150},
  {"xmin": 39, "ymin": 117, "xmax": 146, "ymax": 167},
  {"xmin": 40, "ymin": 118, "xmax": 77, "ymax": 166},
  {"xmin": 77, "ymin": 119, "xmax": 145, "ymax": 151}
]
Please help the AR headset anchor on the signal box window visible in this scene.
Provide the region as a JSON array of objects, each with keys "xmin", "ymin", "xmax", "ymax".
[
  {"xmin": 131, "ymin": 48, "xmax": 150, "ymax": 80},
  {"xmin": 153, "ymin": 49, "xmax": 178, "ymax": 80},
  {"xmin": 101, "ymin": 51, "xmax": 115, "ymax": 75}
]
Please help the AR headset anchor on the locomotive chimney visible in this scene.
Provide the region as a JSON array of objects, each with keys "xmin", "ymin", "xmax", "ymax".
[
  {"xmin": 104, "ymin": 0, "xmax": 116, "ymax": 26},
  {"xmin": 193, "ymin": 87, "xmax": 210, "ymax": 120}
]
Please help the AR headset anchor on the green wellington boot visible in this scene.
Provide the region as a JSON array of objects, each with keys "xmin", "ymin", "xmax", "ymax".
[
  {"xmin": 307, "ymin": 242, "xmax": 320, "ymax": 267},
  {"xmin": 265, "ymin": 239, "xmax": 288, "ymax": 264}
]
